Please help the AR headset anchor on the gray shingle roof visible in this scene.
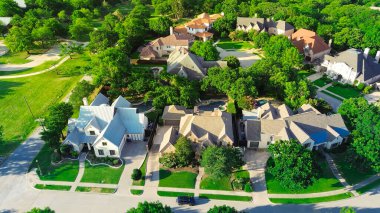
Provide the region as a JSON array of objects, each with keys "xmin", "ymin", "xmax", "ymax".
[{"xmin": 245, "ymin": 120, "xmax": 261, "ymax": 141}]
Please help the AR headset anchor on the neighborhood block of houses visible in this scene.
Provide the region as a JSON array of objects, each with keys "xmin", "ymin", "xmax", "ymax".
[
  {"xmin": 64, "ymin": 93, "xmax": 148, "ymax": 158},
  {"xmin": 244, "ymin": 103, "xmax": 349, "ymax": 150},
  {"xmin": 236, "ymin": 17, "xmax": 295, "ymax": 37}
]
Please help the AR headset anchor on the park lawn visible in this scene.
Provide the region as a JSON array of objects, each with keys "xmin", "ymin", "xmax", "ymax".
[
  {"xmin": 133, "ymin": 154, "xmax": 148, "ymax": 186},
  {"xmin": 80, "ymin": 162, "xmax": 124, "ymax": 184},
  {"xmin": 269, "ymin": 193, "xmax": 353, "ymax": 204},
  {"xmin": 75, "ymin": 186, "xmax": 116, "ymax": 193},
  {"xmin": 266, "ymin": 156, "xmax": 344, "ymax": 194},
  {"xmin": 217, "ymin": 39, "xmax": 254, "ymax": 50},
  {"xmin": 331, "ymin": 152, "xmax": 377, "ymax": 185},
  {"xmin": 34, "ymin": 184, "xmax": 71, "ymax": 191},
  {"xmin": 200, "ymin": 175, "xmax": 233, "ymax": 191},
  {"xmin": 0, "ymin": 62, "xmax": 83, "ymax": 157},
  {"xmin": 157, "ymin": 191, "xmax": 194, "ymax": 197},
  {"xmin": 0, "ymin": 51, "xmax": 31, "ymax": 64},
  {"xmin": 159, "ymin": 169, "xmax": 197, "ymax": 189},
  {"xmin": 321, "ymin": 90, "xmax": 345, "ymax": 101},
  {"xmin": 326, "ymin": 85, "xmax": 361, "ymax": 99},
  {"xmin": 199, "ymin": 194, "xmax": 252, "ymax": 202},
  {"xmin": 356, "ymin": 179, "xmax": 380, "ymax": 194},
  {"xmin": 29, "ymin": 144, "xmax": 79, "ymax": 182},
  {"xmin": 131, "ymin": 189, "xmax": 144, "ymax": 195},
  {"xmin": 0, "ymin": 60, "xmax": 61, "ymax": 76}
]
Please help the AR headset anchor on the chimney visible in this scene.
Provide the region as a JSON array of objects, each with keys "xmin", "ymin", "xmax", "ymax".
[
  {"xmin": 364, "ymin": 48, "xmax": 370, "ymax": 59},
  {"xmin": 170, "ymin": 26, "xmax": 173, "ymax": 35},
  {"xmin": 221, "ymin": 12, "xmax": 224, "ymax": 16},
  {"xmin": 82, "ymin": 97, "xmax": 88, "ymax": 106},
  {"xmin": 193, "ymin": 106, "xmax": 199, "ymax": 114},
  {"xmin": 328, "ymin": 39, "xmax": 332, "ymax": 48},
  {"xmin": 375, "ymin": 51, "xmax": 380, "ymax": 63}
]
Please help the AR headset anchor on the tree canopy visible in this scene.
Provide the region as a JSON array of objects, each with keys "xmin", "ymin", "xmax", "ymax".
[
  {"xmin": 127, "ymin": 201, "xmax": 172, "ymax": 213},
  {"xmin": 208, "ymin": 205, "xmax": 238, "ymax": 213},
  {"xmin": 190, "ymin": 40, "xmax": 219, "ymax": 61}
]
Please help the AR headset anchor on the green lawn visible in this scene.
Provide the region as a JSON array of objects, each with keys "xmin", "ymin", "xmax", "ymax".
[
  {"xmin": 75, "ymin": 186, "xmax": 116, "ymax": 193},
  {"xmin": 356, "ymin": 179, "xmax": 380, "ymax": 194},
  {"xmin": 266, "ymin": 156, "xmax": 344, "ymax": 194},
  {"xmin": 234, "ymin": 169, "xmax": 250, "ymax": 179},
  {"xmin": 80, "ymin": 162, "xmax": 124, "ymax": 184},
  {"xmin": 297, "ymin": 70, "xmax": 316, "ymax": 79},
  {"xmin": 269, "ymin": 193, "xmax": 353, "ymax": 204},
  {"xmin": 30, "ymin": 144, "xmax": 79, "ymax": 182},
  {"xmin": 326, "ymin": 85, "xmax": 361, "ymax": 99},
  {"xmin": 331, "ymin": 152, "xmax": 377, "ymax": 185},
  {"xmin": 0, "ymin": 51, "xmax": 31, "ymax": 64},
  {"xmin": 133, "ymin": 154, "xmax": 148, "ymax": 186},
  {"xmin": 131, "ymin": 189, "xmax": 144, "ymax": 195},
  {"xmin": 200, "ymin": 175, "xmax": 233, "ymax": 191},
  {"xmin": 217, "ymin": 39, "xmax": 254, "ymax": 50},
  {"xmin": 199, "ymin": 193, "xmax": 252, "ymax": 202},
  {"xmin": 34, "ymin": 184, "xmax": 71, "ymax": 191},
  {"xmin": 157, "ymin": 191, "xmax": 194, "ymax": 197},
  {"xmin": 321, "ymin": 90, "xmax": 345, "ymax": 101},
  {"xmin": 159, "ymin": 169, "xmax": 197, "ymax": 189},
  {"xmin": 313, "ymin": 77, "xmax": 332, "ymax": 87},
  {"xmin": 0, "ymin": 61, "xmax": 83, "ymax": 156}
]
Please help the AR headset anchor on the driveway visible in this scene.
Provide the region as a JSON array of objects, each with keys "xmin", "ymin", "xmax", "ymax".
[
  {"xmin": 316, "ymin": 91, "xmax": 342, "ymax": 112},
  {"xmin": 244, "ymin": 150, "xmax": 270, "ymax": 205},
  {"xmin": 217, "ymin": 47, "xmax": 261, "ymax": 68},
  {"xmin": 365, "ymin": 91, "xmax": 380, "ymax": 104}
]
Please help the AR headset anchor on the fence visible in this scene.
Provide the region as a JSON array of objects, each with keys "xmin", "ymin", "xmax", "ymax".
[{"xmin": 147, "ymin": 114, "xmax": 159, "ymax": 150}]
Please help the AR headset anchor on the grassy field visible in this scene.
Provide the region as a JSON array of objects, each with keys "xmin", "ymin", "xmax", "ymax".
[
  {"xmin": 132, "ymin": 154, "xmax": 148, "ymax": 186},
  {"xmin": 326, "ymin": 85, "xmax": 361, "ymax": 99},
  {"xmin": 159, "ymin": 169, "xmax": 197, "ymax": 189},
  {"xmin": 0, "ymin": 59, "xmax": 61, "ymax": 77},
  {"xmin": 0, "ymin": 51, "xmax": 31, "ymax": 64},
  {"xmin": 331, "ymin": 152, "xmax": 377, "ymax": 185},
  {"xmin": 320, "ymin": 90, "xmax": 345, "ymax": 101},
  {"xmin": 75, "ymin": 186, "xmax": 116, "ymax": 193},
  {"xmin": 80, "ymin": 162, "xmax": 124, "ymax": 184},
  {"xmin": 199, "ymin": 193, "xmax": 252, "ymax": 202},
  {"xmin": 266, "ymin": 156, "xmax": 344, "ymax": 194},
  {"xmin": 200, "ymin": 175, "xmax": 233, "ymax": 191},
  {"xmin": 0, "ymin": 61, "xmax": 83, "ymax": 156},
  {"xmin": 157, "ymin": 191, "xmax": 194, "ymax": 197},
  {"xmin": 131, "ymin": 189, "xmax": 144, "ymax": 195},
  {"xmin": 357, "ymin": 179, "xmax": 380, "ymax": 194},
  {"xmin": 30, "ymin": 144, "xmax": 79, "ymax": 182},
  {"xmin": 313, "ymin": 78, "xmax": 332, "ymax": 87},
  {"xmin": 217, "ymin": 39, "xmax": 254, "ymax": 50},
  {"xmin": 269, "ymin": 193, "xmax": 353, "ymax": 204},
  {"xmin": 34, "ymin": 184, "xmax": 71, "ymax": 191}
]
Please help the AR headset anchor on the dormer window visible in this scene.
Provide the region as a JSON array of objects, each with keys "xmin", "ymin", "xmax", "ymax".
[
  {"xmin": 102, "ymin": 142, "xmax": 107, "ymax": 146},
  {"xmin": 89, "ymin": 131, "xmax": 95, "ymax": 135}
]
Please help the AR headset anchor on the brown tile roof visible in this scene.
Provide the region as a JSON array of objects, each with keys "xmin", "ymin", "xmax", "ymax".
[
  {"xmin": 150, "ymin": 34, "xmax": 192, "ymax": 47},
  {"xmin": 292, "ymin": 29, "xmax": 331, "ymax": 54},
  {"xmin": 194, "ymin": 32, "xmax": 213, "ymax": 38},
  {"xmin": 140, "ymin": 46, "xmax": 159, "ymax": 59}
]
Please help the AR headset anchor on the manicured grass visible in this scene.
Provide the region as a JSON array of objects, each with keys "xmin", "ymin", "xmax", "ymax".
[
  {"xmin": 0, "ymin": 59, "xmax": 61, "ymax": 76},
  {"xmin": 159, "ymin": 169, "xmax": 197, "ymax": 189},
  {"xmin": 320, "ymin": 90, "xmax": 345, "ymax": 101},
  {"xmin": 199, "ymin": 193, "xmax": 252, "ymax": 202},
  {"xmin": 30, "ymin": 144, "xmax": 79, "ymax": 182},
  {"xmin": 356, "ymin": 179, "xmax": 380, "ymax": 194},
  {"xmin": 81, "ymin": 162, "xmax": 124, "ymax": 184},
  {"xmin": 34, "ymin": 184, "xmax": 71, "ymax": 191},
  {"xmin": 331, "ymin": 152, "xmax": 377, "ymax": 185},
  {"xmin": 133, "ymin": 154, "xmax": 148, "ymax": 186},
  {"xmin": 313, "ymin": 78, "xmax": 331, "ymax": 87},
  {"xmin": 75, "ymin": 186, "xmax": 116, "ymax": 193},
  {"xmin": 0, "ymin": 62, "xmax": 83, "ymax": 156},
  {"xmin": 326, "ymin": 85, "xmax": 361, "ymax": 99},
  {"xmin": 157, "ymin": 191, "xmax": 194, "ymax": 197},
  {"xmin": 0, "ymin": 51, "xmax": 31, "ymax": 64},
  {"xmin": 269, "ymin": 193, "xmax": 353, "ymax": 204},
  {"xmin": 234, "ymin": 169, "xmax": 250, "ymax": 179},
  {"xmin": 131, "ymin": 189, "xmax": 144, "ymax": 195},
  {"xmin": 200, "ymin": 176, "xmax": 233, "ymax": 191},
  {"xmin": 266, "ymin": 156, "xmax": 344, "ymax": 194},
  {"xmin": 217, "ymin": 39, "xmax": 254, "ymax": 50},
  {"xmin": 298, "ymin": 70, "xmax": 315, "ymax": 79}
]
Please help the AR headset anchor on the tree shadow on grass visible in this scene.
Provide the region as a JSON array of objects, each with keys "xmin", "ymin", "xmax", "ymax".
[{"xmin": 0, "ymin": 81, "xmax": 24, "ymax": 99}]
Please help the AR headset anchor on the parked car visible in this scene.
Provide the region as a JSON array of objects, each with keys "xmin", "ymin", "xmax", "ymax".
[{"xmin": 176, "ymin": 196, "xmax": 195, "ymax": 206}]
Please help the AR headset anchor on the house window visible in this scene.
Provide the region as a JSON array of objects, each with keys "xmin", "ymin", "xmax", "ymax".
[
  {"xmin": 98, "ymin": 149, "xmax": 104, "ymax": 156},
  {"xmin": 102, "ymin": 142, "xmax": 107, "ymax": 146},
  {"xmin": 89, "ymin": 131, "xmax": 95, "ymax": 135},
  {"xmin": 110, "ymin": 150, "xmax": 116, "ymax": 156}
]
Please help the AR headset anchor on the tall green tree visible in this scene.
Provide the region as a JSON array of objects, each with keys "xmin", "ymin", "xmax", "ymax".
[
  {"xmin": 190, "ymin": 41, "xmax": 219, "ymax": 61},
  {"xmin": 338, "ymin": 97, "xmax": 372, "ymax": 130},
  {"xmin": 127, "ymin": 201, "xmax": 172, "ymax": 213},
  {"xmin": 59, "ymin": 43, "xmax": 84, "ymax": 59},
  {"xmin": 284, "ymin": 80, "xmax": 313, "ymax": 109},
  {"xmin": 174, "ymin": 136, "xmax": 195, "ymax": 167},
  {"xmin": 88, "ymin": 29, "xmax": 118, "ymax": 53},
  {"xmin": 5, "ymin": 26, "xmax": 34, "ymax": 53},
  {"xmin": 149, "ymin": 16, "xmax": 173, "ymax": 35},
  {"xmin": 208, "ymin": 205, "xmax": 238, "ymax": 213},
  {"xmin": 0, "ymin": 0, "xmax": 22, "ymax": 17}
]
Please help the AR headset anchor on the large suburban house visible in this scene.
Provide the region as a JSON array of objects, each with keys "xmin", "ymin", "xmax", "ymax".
[
  {"xmin": 174, "ymin": 12, "xmax": 224, "ymax": 41},
  {"xmin": 236, "ymin": 17, "xmax": 295, "ymax": 37},
  {"xmin": 139, "ymin": 33, "xmax": 194, "ymax": 60},
  {"xmin": 162, "ymin": 105, "xmax": 194, "ymax": 127},
  {"xmin": 245, "ymin": 103, "xmax": 349, "ymax": 150},
  {"xmin": 64, "ymin": 94, "xmax": 148, "ymax": 158},
  {"xmin": 159, "ymin": 126, "xmax": 178, "ymax": 156},
  {"xmin": 292, "ymin": 29, "xmax": 331, "ymax": 62},
  {"xmin": 167, "ymin": 47, "xmax": 227, "ymax": 80},
  {"xmin": 321, "ymin": 48, "xmax": 380, "ymax": 85}
]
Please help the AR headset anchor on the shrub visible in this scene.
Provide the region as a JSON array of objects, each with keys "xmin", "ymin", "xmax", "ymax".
[
  {"xmin": 363, "ymin": 85, "xmax": 373, "ymax": 94},
  {"xmin": 71, "ymin": 151, "xmax": 79, "ymax": 158},
  {"xmin": 229, "ymin": 31, "xmax": 237, "ymax": 41},
  {"xmin": 132, "ymin": 169, "xmax": 142, "ymax": 180},
  {"xmin": 244, "ymin": 183, "xmax": 253, "ymax": 192},
  {"xmin": 113, "ymin": 159, "xmax": 119, "ymax": 165},
  {"xmin": 51, "ymin": 150, "xmax": 62, "ymax": 163},
  {"xmin": 159, "ymin": 153, "xmax": 177, "ymax": 168},
  {"xmin": 226, "ymin": 102, "xmax": 236, "ymax": 114},
  {"xmin": 59, "ymin": 144, "xmax": 72, "ymax": 156},
  {"xmin": 357, "ymin": 83, "xmax": 365, "ymax": 91}
]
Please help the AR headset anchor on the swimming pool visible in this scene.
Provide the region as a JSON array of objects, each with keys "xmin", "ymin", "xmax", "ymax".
[{"xmin": 198, "ymin": 101, "xmax": 226, "ymax": 111}]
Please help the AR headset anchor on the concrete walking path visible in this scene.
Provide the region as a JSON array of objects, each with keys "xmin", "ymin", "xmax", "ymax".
[
  {"xmin": 69, "ymin": 153, "xmax": 86, "ymax": 192},
  {"xmin": 194, "ymin": 168, "xmax": 204, "ymax": 197}
]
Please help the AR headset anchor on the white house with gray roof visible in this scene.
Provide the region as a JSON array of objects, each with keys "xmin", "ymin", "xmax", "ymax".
[
  {"xmin": 245, "ymin": 103, "xmax": 349, "ymax": 150},
  {"xmin": 64, "ymin": 93, "xmax": 148, "ymax": 158}
]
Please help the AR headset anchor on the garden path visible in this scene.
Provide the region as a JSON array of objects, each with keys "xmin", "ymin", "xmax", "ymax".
[{"xmin": 69, "ymin": 153, "xmax": 86, "ymax": 192}]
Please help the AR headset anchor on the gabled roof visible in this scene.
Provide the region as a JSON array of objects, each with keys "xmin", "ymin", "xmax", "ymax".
[
  {"xmin": 90, "ymin": 93, "xmax": 109, "ymax": 106},
  {"xmin": 167, "ymin": 48, "xmax": 207, "ymax": 80},
  {"xmin": 76, "ymin": 106, "xmax": 114, "ymax": 130},
  {"xmin": 274, "ymin": 20, "xmax": 294, "ymax": 31},
  {"xmin": 236, "ymin": 17, "xmax": 265, "ymax": 31},
  {"xmin": 292, "ymin": 29, "xmax": 331, "ymax": 55},
  {"xmin": 162, "ymin": 105, "xmax": 193, "ymax": 120},
  {"xmin": 0, "ymin": 17, "xmax": 12, "ymax": 26},
  {"xmin": 140, "ymin": 46, "xmax": 159, "ymax": 59},
  {"xmin": 297, "ymin": 104, "xmax": 321, "ymax": 114},
  {"xmin": 159, "ymin": 127, "xmax": 178, "ymax": 153},
  {"xmin": 112, "ymin": 96, "xmax": 132, "ymax": 108},
  {"xmin": 259, "ymin": 103, "xmax": 293, "ymax": 120}
]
